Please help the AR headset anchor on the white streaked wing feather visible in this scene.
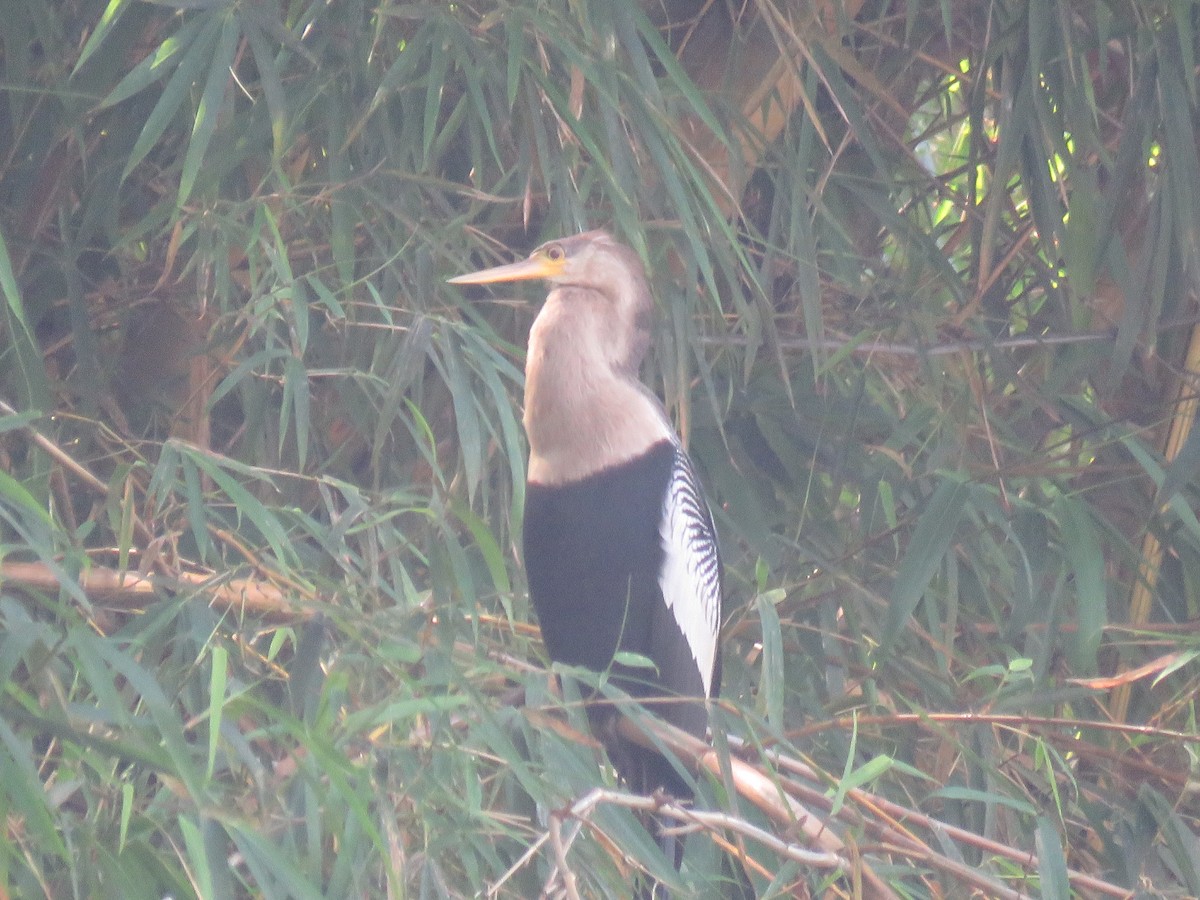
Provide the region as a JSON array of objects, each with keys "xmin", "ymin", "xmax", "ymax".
[{"xmin": 657, "ymin": 447, "xmax": 721, "ymax": 696}]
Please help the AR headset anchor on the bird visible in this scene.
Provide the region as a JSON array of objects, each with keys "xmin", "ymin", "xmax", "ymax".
[{"xmin": 449, "ymin": 229, "xmax": 723, "ymax": 812}]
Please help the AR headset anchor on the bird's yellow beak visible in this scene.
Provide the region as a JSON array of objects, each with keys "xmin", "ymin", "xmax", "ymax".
[{"xmin": 447, "ymin": 251, "xmax": 563, "ymax": 285}]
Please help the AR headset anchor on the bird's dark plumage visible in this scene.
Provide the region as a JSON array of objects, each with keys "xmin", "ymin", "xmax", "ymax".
[{"xmin": 524, "ymin": 438, "xmax": 721, "ymax": 794}]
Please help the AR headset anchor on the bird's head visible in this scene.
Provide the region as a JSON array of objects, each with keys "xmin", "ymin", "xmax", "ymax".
[
  {"xmin": 450, "ymin": 230, "xmax": 644, "ymax": 292},
  {"xmin": 450, "ymin": 230, "xmax": 654, "ymax": 370}
]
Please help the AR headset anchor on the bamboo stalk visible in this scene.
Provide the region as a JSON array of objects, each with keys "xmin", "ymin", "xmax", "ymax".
[{"xmin": 1110, "ymin": 320, "xmax": 1200, "ymax": 725}]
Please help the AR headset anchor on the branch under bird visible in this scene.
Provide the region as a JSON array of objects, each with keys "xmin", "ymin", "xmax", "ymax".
[{"xmin": 449, "ymin": 230, "xmax": 724, "ymax": 879}]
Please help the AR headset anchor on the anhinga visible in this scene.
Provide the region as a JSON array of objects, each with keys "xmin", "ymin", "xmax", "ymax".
[{"xmin": 449, "ymin": 231, "xmax": 723, "ymax": 807}]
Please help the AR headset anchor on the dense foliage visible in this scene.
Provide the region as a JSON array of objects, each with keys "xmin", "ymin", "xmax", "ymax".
[{"xmin": 1, "ymin": 0, "xmax": 1198, "ymax": 896}]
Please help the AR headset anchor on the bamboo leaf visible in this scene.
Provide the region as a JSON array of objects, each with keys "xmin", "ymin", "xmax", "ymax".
[
  {"xmin": 831, "ymin": 754, "xmax": 893, "ymax": 816},
  {"xmin": 451, "ymin": 499, "xmax": 511, "ymax": 596},
  {"xmin": 1158, "ymin": 420, "xmax": 1200, "ymax": 508},
  {"xmin": 1053, "ymin": 494, "xmax": 1105, "ymax": 674},
  {"xmin": 0, "ymin": 228, "xmax": 50, "ymax": 411},
  {"xmin": 240, "ymin": 12, "xmax": 288, "ymax": 159},
  {"xmin": 73, "ymin": 0, "xmax": 132, "ymax": 75},
  {"xmin": 1035, "ymin": 816, "xmax": 1071, "ymax": 900},
  {"xmin": 422, "ymin": 25, "xmax": 449, "ymax": 168},
  {"xmin": 121, "ymin": 15, "xmax": 222, "ymax": 183},
  {"xmin": 0, "ymin": 467, "xmax": 52, "ymax": 529},
  {"xmin": 178, "ymin": 817, "xmax": 216, "ymax": 900},
  {"xmin": 96, "ymin": 13, "xmax": 209, "ymax": 109},
  {"xmin": 433, "ymin": 329, "xmax": 483, "ymax": 502},
  {"xmin": 0, "ymin": 719, "xmax": 70, "ymax": 862},
  {"xmin": 755, "ymin": 590, "xmax": 785, "ymax": 728},
  {"xmin": 1139, "ymin": 784, "xmax": 1200, "ymax": 896},
  {"xmin": 72, "ymin": 629, "xmax": 205, "ymax": 800},
  {"xmin": 882, "ymin": 476, "xmax": 969, "ymax": 651},
  {"xmin": 283, "ymin": 356, "xmax": 311, "ymax": 470},
  {"xmin": 178, "ymin": 11, "xmax": 239, "ymax": 205},
  {"xmin": 175, "ymin": 444, "xmax": 296, "ymax": 569},
  {"xmin": 227, "ymin": 823, "xmax": 325, "ymax": 900},
  {"xmin": 928, "ymin": 785, "xmax": 1038, "ymax": 816},
  {"xmin": 182, "ymin": 450, "xmax": 211, "ymax": 561},
  {"xmin": 206, "ymin": 645, "xmax": 227, "ymax": 780}
]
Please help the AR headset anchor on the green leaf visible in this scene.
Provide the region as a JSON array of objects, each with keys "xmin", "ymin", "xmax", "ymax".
[
  {"xmin": 96, "ymin": 13, "xmax": 209, "ymax": 109},
  {"xmin": 121, "ymin": 15, "xmax": 222, "ymax": 183},
  {"xmin": 0, "ymin": 467, "xmax": 53, "ymax": 529},
  {"xmin": 1053, "ymin": 494, "xmax": 1105, "ymax": 674},
  {"xmin": 72, "ymin": 0, "xmax": 132, "ymax": 75},
  {"xmin": 927, "ymin": 785, "xmax": 1038, "ymax": 817},
  {"xmin": 116, "ymin": 467, "xmax": 136, "ymax": 572},
  {"xmin": 305, "ymin": 273, "xmax": 345, "ymax": 319},
  {"xmin": 882, "ymin": 476, "xmax": 969, "ymax": 651},
  {"xmin": 283, "ymin": 356, "xmax": 311, "ymax": 470},
  {"xmin": 1158, "ymin": 420, "xmax": 1200, "ymax": 508},
  {"xmin": 422, "ymin": 24, "xmax": 450, "ymax": 168},
  {"xmin": 0, "ymin": 718, "xmax": 70, "ymax": 862},
  {"xmin": 181, "ymin": 454, "xmax": 211, "ymax": 562},
  {"xmin": 343, "ymin": 693, "xmax": 472, "ymax": 734},
  {"xmin": 504, "ymin": 10, "xmax": 525, "ymax": 110},
  {"xmin": 178, "ymin": 817, "xmax": 216, "ymax": 900},
  {"xmin": 755, "ymin": 590, "xmax": 785, "ymax": 728},
  {"xmin": 451, "ymin": 499, "xmax": 511, "ymax": 596},
  {"xmin": 240, "ymin": 12, "xmax": 289, "ymax": 159},
  {"xmin": 178, "ymin": 12, "xmax": 240, "ymax": 205},
  {"xmin": 830, "ymin": 753, "xmax": 892, "ymax": 816},
  {"xmin": 72, "ymin": 629, "xmax": 205, "ymax": 801},
  {"xmin": 1064, "ymin": 165, "xmax": 1100, "ymax": 298},
  {"xmin": 434, "ymin": 329, "xmax": 484, "ymax": 502},
  {"xmin": 1035, "ymin": 816, "xmax": 1070, "ymax": 900},
  {"xmin": 118, "ymin": 781, "xmax": 134, "ymax": 853},
  {"xmin": 1139, "ymin": 784, "xmax": 1200, "ymax": 896},
  {"xmin": 174, "ymin": 443, "xmax": 297, "ymax": 570},
  {"xmin": 325, "ymin": 83, "xmax": 355, "ymax": 288},
  {"xmin": 207, "ymin": 644, "xmax": 227, "ymax": 780},
  {"xmin": 227, "ymin": 823, "xmax": 325, "ymax": 900},
  {"xmin": 0, "ymin": 408, "xmax": 41, "ymax": 433},
  {"xmin": 0, "ymin": 228, "xmax": 50, "ymax": 411},
  {"xmin": 611, "ymin": 651, "xmax": 657, "ymax": 671}
]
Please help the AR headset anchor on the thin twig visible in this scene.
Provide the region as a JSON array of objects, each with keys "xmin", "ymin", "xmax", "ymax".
[
  {"xmin": 564, "ymin": 788, "xmax": 850, "ymax": 882},
  {"xmin": 731, "ymin": 734, "xmax": 1133, "ymax": 899},
  {"xmin": 0, "ymin": 397, "xmax": 154, "ymax": 544},
  {"xmin": 488, "ymin": 831, "xmax": 550, "ymax": 898},
  {"xmin": 788, "ymin": 710, "xmax": 1200, "ymax": 746},
  {"xmin": 697, "ymin": 320, "xmax": 1200, "ymax": 358},
  {"xmin": 548, "ymin": 813, "xmax": 581, "ymax": 900},
  {"xmin": 665, "ymin": 801, "xmax": 847, "ymax": 868},
  {"xmin": 614, "ymin": 715, "xmax": 900, "ymax": 899}
]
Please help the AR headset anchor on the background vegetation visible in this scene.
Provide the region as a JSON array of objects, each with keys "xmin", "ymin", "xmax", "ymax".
[{"xmin": 1, "ymin": 0, "xmax": 1198, "ymax": 896}]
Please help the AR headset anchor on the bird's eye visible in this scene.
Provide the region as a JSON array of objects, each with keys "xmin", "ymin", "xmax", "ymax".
[{"xmin": 545, "ymin": 244, "xmax": 565, "ymax": 262}]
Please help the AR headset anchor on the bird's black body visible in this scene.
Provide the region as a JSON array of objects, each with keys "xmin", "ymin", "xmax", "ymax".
[{"xmin": 524, "ymin": 439, "xmax": 717, "ymax": 794}]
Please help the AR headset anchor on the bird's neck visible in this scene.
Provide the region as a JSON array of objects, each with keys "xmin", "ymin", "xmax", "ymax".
[{"xmin": 524, "ymin": 298, "xmax": 671, "ymax": 486}]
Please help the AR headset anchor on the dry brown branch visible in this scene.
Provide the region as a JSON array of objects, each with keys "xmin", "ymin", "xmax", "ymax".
[
  {"xmin": 614, "ymin": 711, "xmax": 1134, "ymax": 899},
  {"xmin": 0, "ymin": 561, "xmax": 310, "ymax": 619},
  {"xmin": 614, "ymin": 715, "xmax": 900, "ymax": 900},
  {"xmin": 548, "ymin": 811, "xmax": 582, "ymax": 900},
  {"xmin": 1112, "ymin": 318, "xmax": 1200, "ymax": 726},
  {"xmin": 531, "ymin": 786, "xmax": 851, "ymax": 897},
  {"xmin": 733, "ymin": 735, "xmax": 1134, "ymax": 899}
]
